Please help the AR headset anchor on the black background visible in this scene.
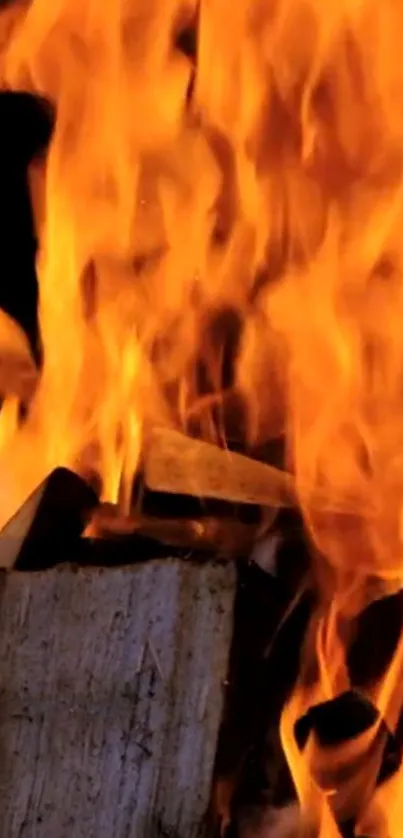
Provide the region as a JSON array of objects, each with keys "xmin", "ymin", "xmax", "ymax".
[{"xmin": 0, "ymin": 91, "xmax": 53, "ymax": 360}]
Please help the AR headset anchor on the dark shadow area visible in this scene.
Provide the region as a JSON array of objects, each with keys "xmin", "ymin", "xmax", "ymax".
[{"xmin": 0, "ymin": 91, "xmax": 53, "ymax": 359}]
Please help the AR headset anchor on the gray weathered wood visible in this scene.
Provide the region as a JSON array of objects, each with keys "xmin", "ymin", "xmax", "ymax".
[{"xmin": 0, "ymin": 558, "xmax": 236, "ymax": 837}]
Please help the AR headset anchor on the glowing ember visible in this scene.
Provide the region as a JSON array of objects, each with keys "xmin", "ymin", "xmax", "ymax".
[{"xmin": 1, "ymin": 0, "xmax": 403, "ymax": 834}]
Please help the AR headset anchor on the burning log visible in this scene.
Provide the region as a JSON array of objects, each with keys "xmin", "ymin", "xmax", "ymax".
[
  {"xmin": 213, "ymin": 531, "xmax": 311, "ymax": 837},
  {"xmin": 294, "ymin": 691, "xmax": 403, "ymax": 836},
  {"xmin": 0, "ymin": 463, "xmax": 269, "ymax": 570},
  {"xmin": 143, "ymin": 427, "xmax": 295, "ymax": 508},
  {"xmin": 89, "ymin": 502, "xmax": 259, "ymax": 560},
  {"xmin": 0, "ymin": 472, "xmax": 238, "ymax": 836},
  {"xmin": 0, "ymin": 470, "xmax": 306, "ymax": 838},
  {"xmin": 142, "ymin": 427, "xmax": 361, "ymax": 516},
  {"xmin": 0, "ymin": 556, "xmax": 236, "ymax": 837},
  {"xmin": 0, "ymin": 467, "xmax": 98, "ymax": 570}
]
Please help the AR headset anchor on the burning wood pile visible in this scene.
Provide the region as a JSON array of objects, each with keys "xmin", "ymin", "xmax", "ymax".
[{"xmin": 0, "ymin": 0, "xmax": 403, "ymax": 836}]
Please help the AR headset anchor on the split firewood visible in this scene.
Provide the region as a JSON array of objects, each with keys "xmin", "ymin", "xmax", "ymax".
[
  {"xmin": 0, "ymin": 309, "xmax": 37, "ymax": 402},
  {"xmin": 0, "ymin": 466, "xmax": 98, "ymax": 570},
  {"xmin": 143, "ymin": 426, "xmax": 296, "ymax": 509},
  {"xmin": 143, "ymin": 427, "xmax": 364, "ymax": 515}
]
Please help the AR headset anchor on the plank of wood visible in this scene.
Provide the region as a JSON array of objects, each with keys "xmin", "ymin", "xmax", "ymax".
[
  {"xmin": 0, "ymin": 558, "xmax": 236, "ymax": 837},
  {"xmin": 143, "ymin": 427, "xmax": 364, "ymax": 516},
  {"xmin": 143, "ymin": 426, "xmax": 295, "ymax": 508}
]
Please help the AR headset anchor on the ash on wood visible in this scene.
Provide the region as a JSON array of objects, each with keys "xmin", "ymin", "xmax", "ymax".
[{"xmin": 0, "ymin": 557, "xmax": 236, "ymax": 838}]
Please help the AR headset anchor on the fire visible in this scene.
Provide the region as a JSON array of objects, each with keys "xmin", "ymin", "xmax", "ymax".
[{"xmin": 1, "ymin": 0, "xmax": 403, "ymax": 833}]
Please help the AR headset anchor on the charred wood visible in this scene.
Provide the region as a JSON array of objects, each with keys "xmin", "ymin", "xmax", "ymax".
[{"xmin": 0, "ymin": 467, "xmax": 98, "ymax": 570}]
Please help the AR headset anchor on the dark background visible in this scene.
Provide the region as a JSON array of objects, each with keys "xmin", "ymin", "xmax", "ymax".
[{"xmin": 0, "ymin": 91, "xmax": 53, "ymax": 361}]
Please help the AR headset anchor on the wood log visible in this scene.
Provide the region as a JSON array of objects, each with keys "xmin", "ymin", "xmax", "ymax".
[
  {"xmin": 0, "ymin": 557, "xmax": 236, "ymax": 837},
  {"xmin": 143, "ymin": 427, "xmax": 295, "ymax": 508},
  {"xmin": 143, "ymin": 427, "xmax": 364, "ymax": 515},
  {"xmin": 88, "ymin": 504, "xmax": 260, "ymax": 560}
]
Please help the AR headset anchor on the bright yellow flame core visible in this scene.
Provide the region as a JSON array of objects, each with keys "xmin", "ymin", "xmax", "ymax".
[{"xmin": 2, "ymin": 1, "xmax": 403, "ymax": 832}]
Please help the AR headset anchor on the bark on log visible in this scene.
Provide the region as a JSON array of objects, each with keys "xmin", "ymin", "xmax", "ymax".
[{"xmin": 0, "ymin": 557, "xmax": 236, "ymax": 838}]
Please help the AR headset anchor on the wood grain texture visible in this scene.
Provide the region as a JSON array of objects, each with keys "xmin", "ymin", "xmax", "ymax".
[
  {"xmin": 144, "ymin": 427, "xmax": 294, "ymax": 508},
  {"xmin": 0, "ymin": 558, "xmax": 236, "ymax": 838}
]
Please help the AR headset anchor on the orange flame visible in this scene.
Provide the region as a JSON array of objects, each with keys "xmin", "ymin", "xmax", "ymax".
[{"xmin": 2, "ymin": 1, "xmax": 403, "ymax": 833}]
